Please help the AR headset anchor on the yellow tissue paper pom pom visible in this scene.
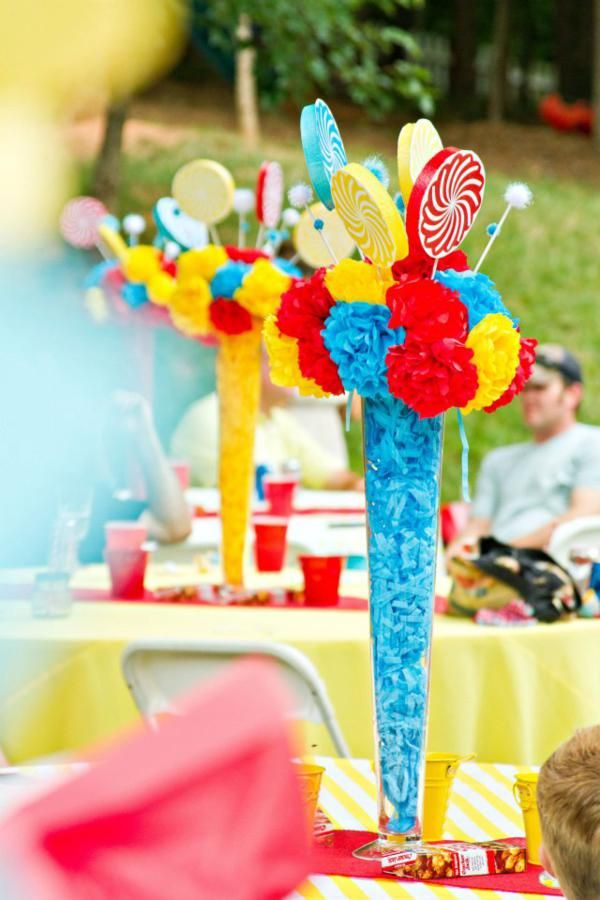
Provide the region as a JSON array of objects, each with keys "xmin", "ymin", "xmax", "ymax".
[
  {"xmin": 147, "ymin": 271, "xmax": 176, "ymax": 306},
  {"xmin": 177, "ymin": 245, "xmax": 227, "ymax": 283},
  {"xmin": 168, "ymin": 276, "xmax": 212, "ymax": 336},
  {"xmin": 235, "ymin": 259, "xmax": 291, "ymax": 319},
  {"xmin": 462, "ymin": 313, "xmax": 520, "ymax": 414},
  {"xmin": 263, "ymin": 315, "xmax": 329, "ymax": 398},
  {"xmin": 123, "ymin": 245, "xmax": 161, "ymax": 283},
  {"xmin": 324, "ymin": 259, "xmax": 392, "ymax": 304}
]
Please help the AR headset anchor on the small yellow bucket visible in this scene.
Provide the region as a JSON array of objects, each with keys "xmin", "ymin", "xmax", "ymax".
[
  {"xmin": 513, "ymin": 771, "xmax": 541, "ymax": 865},
  {"xmin": 295, "ymin": 763, "xmax": 325, "ymax": 831},
  {"xmin": 423, "ymin": 753, "xmax": 475, "ymax": 841}
]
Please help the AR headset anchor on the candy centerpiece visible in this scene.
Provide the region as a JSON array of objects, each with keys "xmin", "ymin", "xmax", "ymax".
[{"xmin": 266, "ymin": 101, "xmax": 535, "ymax": 855}]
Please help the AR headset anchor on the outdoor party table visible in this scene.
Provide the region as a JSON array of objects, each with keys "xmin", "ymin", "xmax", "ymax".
[
  {"xmin": 1, "ymin": 563, "xmax": 599, "ymax": 766},
  {"xmin": 0, "ymin": 757, "xmax": 550, "ymax": 898}
]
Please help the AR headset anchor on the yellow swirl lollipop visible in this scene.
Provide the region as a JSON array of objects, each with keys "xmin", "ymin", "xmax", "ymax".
[
  {"xmin": 293, "ymin": 202, "xmax": 355, "ymax": 268},
  {"xmin": 331, "ymin": 163, "xmax": 407, "ymax": 267},
  {"xmin": 397, "ymin": 119, "xmax": 443, "ymax": 207},
  {"xmin": 172, "ymin": 159, "xmax": 235, "ymax": 225}
]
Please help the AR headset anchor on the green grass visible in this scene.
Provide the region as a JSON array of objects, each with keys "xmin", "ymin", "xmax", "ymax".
[{"xmin": 99, "ymin": 125, "xmax": 600, "ymax": 500}]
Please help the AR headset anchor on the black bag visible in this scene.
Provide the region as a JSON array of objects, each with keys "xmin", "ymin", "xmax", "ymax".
[{"xmin": 449, "ymin": 536, "xmax": 581, "ymax": 623}]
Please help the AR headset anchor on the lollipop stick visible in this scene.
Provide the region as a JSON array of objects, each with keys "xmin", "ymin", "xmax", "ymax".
[
  {"xmin": 290, "ymin": 252, "xmax": 300, "ymax": 265},
  {"xmin": 209, "ymin": 224, "xmax": 221, "ymax": 246},
  {"xmin": 307, "ymin": 206, "xmax": 338, "ymax": 265},
  {"xmin": 238, "ymin": 215, "xmax": 246, "ymax": 249},
  {"xmin": 473, "ymin": 204, "xmax": 511, "ymax": 273},
  {"xmin": 431, "ymin": 259, "xmax": 439, "ymax": 278},
  {"xmin": 255, "ymin": 224, "xmax": 265, "ymax": 248}
]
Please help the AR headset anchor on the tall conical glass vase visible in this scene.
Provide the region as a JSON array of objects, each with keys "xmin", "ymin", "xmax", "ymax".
[{"xmin": 354, "ymin": 393, "xmax": 443, "ymax": 859}]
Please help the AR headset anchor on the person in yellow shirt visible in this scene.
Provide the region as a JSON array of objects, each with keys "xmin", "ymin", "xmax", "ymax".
[{"xmin": 171, "ymin": 373, "xmax": 363, "ymax": 491}]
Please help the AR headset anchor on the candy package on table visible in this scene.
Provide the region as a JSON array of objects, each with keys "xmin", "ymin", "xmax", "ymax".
[{"xmin": 382, "ymin": 840, "xmax": 525, "ymax": 880}]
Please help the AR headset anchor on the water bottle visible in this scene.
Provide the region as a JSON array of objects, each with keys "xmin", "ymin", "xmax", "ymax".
[{"xmin": 32, "ymin": 501, "xmax": 90, "ymax": 618}]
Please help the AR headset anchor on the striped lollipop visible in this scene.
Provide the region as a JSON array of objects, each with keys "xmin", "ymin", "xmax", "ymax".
[
  {"xmin": 60, "ymin": 196, "xmax": 107, "ymax": 248},
  {"xmin": 406, "ymin": 148, "xmax": 485, "ymax": 260},
  {"xmin": 256, "ymin": 161, "xmax": 283, "ymax": 229},
  {"xmin": 301, "ymin": 99, "xmax": 347, "ymax": 211}
]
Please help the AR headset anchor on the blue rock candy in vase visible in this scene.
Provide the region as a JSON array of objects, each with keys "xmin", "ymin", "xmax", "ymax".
[{"xmin": 363, "ymin": 394, "xmax": 443, "ymax": 838}]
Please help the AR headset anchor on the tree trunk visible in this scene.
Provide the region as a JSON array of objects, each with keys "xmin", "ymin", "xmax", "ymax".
[
  {"xmin": 450, "ymin": 0, "xmax": 477, "ymax": 115},
  {"xmin": 488, "ymin": 0, "xmax": 512, "ymax": 122},
  {"xmin": 593, "ymin": 0, "xmax": 600, "ymax": 150},
  {"xmin": 235, "ymin": 14, "xmax": 260, "ymax": 149},
  {"xmin": 556, "ymin": 0, "xmax": 593, "ymax": 102},
  {"xmin": 91, "ymin": 102, "xmax": 129, "ymax": 208}
]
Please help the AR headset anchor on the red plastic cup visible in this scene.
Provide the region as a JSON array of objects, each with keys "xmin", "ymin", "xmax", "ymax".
[
  {"xmin": 105, "ymin": 548, "xmax": 148, "ymax": 599},
  {"xmin": 253, "ymin": 516, "xmax": 289, "ymax": 572},
  {"xmin": 299, "ymin": 555, "xmax": 345, "ymax": 607},
  {"xmin": 105, "ymin": 521, "xmax": 147, "ymax": 551},
  {"xmin": 263, "ymin": 475, "xmax": 298, "ymax": 518},
  {"xmin": 171, "ymin": 459, "xmax": 190, "ymax": 491}
]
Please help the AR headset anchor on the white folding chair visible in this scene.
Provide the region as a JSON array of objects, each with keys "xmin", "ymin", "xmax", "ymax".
[
  {"xmin": 547, "ymin": 515, "xmax": 600, "ymax": 570},
  {"xmin": 122, "ymin": 639, "xmax": 350, "ymax": 757}
]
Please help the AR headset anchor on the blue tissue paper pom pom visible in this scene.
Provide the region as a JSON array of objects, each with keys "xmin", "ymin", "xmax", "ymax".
[
  {"xmin": 121, "ymin": 282, "xmax": 148, "ymax": 308},
  {"xmin": 210, "ymin": 261, "xmax": 251, "ymax": 299},
  {"xmin": 435, "ymin": 269, "xmax": 518, "ymax": 330},
  {"xmin": 273, "ymin": 257, "xmax": 302, "ymax": 278},
  {"xmin": 323, "ymin": 302, "xmax": 404, "ymax": 398}
]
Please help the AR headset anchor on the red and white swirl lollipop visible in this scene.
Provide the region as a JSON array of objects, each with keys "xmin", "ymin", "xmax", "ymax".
[
  {"xmin": 60, "ymin": 196, "xmax": 107, "ymax": 249},
  {"xmin": 255, "ymin": 161, "xmax": 283, "ymax": 247},
  {"xmin": 406, "ymin": 148, "xmax": 485, "ymax": 260}
]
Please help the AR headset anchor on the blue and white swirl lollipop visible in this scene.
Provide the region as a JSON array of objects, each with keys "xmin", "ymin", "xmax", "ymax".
[
  {"xmin": 153, "ymin": 197, "xmax": 208, "ymax": 250},
  {"xmin": 300, "ymin": 99, "xmax": 347, "ymax": 211}
]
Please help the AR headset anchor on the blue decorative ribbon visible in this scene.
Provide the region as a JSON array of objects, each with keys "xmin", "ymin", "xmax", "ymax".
[{"xmin": 456, "ymin": 410, "xmax": 471, "ymax": 503}]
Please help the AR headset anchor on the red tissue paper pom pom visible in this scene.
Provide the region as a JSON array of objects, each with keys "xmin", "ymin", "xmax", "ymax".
[
  {"xmin": 209, "ymin": 298, "xmax": 253, "ymax": 335},
  {"xmin": 391, "ymin": 248, "xmax": 469, "ymax": 285},
  {"xmin": 297, "ymin": 337, "xmax": 344, "ymax": 396},
  {"xmin": 484, "ymin": 336, "xmax": 538, "ymax": 413},
  {"xmin": 225, "ymin": 246, "xmax": 269, "ymax": 263},
  {"xmin": 387, "ymin": 279, "xmax": 469, "ymax": 342},
  {"xmin": 277, "ymin": 269, "xmax": 334, "ymax": 340},
  {"xmin": 386, "ymin": 336, "xmax": 478, "ymax": 418}
]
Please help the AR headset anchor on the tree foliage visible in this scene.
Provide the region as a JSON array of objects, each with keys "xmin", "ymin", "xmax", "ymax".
[{"xmin": 193, "ymin": 0, "xmax": 435, "ymax": 117}]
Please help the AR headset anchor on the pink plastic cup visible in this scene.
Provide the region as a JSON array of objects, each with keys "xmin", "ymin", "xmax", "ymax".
[
  {"xmin": 253, "ymin": 516, "xmax": 289, "ymax": 572},
  {"xmin": 105, "ymin": 548, "xmax": 148, "ymax": 599},
  {"xmin": 263, "ymin": 475, "xmax": 298, "ymax": 518},
  {"xmin": 299, "ymin": 555, "xmax": 345, "ymax": 607},
  {"xmin": 105, "ymin": 521, "xmax": 147, "ymax": 551},
  {"xmin": 171, "ymin": 459, "xmax": 190, "ymax": 491}
]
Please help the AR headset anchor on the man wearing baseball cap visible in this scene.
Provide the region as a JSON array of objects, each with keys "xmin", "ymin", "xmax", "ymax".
[{"xmin": 448, "ymin": 344, "xmax": 600, "ymax": 555}]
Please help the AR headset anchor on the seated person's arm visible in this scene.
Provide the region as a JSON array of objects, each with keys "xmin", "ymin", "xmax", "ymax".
[
  {"xmin": 445, "ymin": 515, "xmax": 491, "ymax": 562},
  {"xmin": 511, "ymin": 486, "xmax": 600, "ymax": 549}
]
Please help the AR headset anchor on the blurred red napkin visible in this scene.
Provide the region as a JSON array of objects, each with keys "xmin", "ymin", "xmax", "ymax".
[{"xmin": 0, "ymin": 659, "xmax": 310, "ymax": 899}]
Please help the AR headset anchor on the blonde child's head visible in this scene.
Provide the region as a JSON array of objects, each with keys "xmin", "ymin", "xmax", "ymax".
[{"xmin": 537, "ymin": 725, "xmax": 600, "ymax": 900}]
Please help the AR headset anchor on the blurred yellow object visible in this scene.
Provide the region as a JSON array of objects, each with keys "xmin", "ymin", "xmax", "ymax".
[
  {"xmin": 513, "ymin": 771, "xmax": 542, "ymax": 865},
  {"xmin": 217, "ymin": 326, "xmax": 262, "ymax": 586},
  {"xmin": 172, "ymin": 160, "xmax": 235, "ymax": 225},
  {"xmin": 294, "ymin": 763, "xmax": 325, "ymax": 831},
  {"xmin": 0, "ymin": 0, "xmax": 187, "ymax": 114},
  {"xmin": 148, "ymin": 271, "xmax": 176, "ymax": 306},
  {"xmin": 123, "ymin": 245, "xmax": 161, "ymax": 283},
  {"xmin": 423, "ymin": 753, "xmax": 474, "ymax": 841},
  {"xmin": 98, "ymin": 223, "xmax": 128, "ymax": 261},
  {"xmin": 293, "ymin": 202, "xmax": 355, "ymax": 269}
]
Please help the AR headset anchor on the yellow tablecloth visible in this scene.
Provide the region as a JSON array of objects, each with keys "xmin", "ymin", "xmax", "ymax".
[
  {"xmin": 1, "ymin": 566, "xmax": 600, "ymax": 765},
  {"xmin": 296, "ymin": 756, "xmax": 539, "ymax": 898}
]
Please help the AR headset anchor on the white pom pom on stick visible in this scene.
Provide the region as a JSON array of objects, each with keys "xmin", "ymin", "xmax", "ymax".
[
  {"xmin": 282, "ymin": 207, "xmax": 301, "ymax": 227},
  {"xmin": 288, "ymin": 183, "xmax": 313, "ymax": 209},
  {"xmin": 362, "ymin": 155, "xmax": 390, "ymax": 189},
  {"xmin": 123, "ymin": 213, "xmax": 146, "ymax": 246},
  {"xmin": 474, "ymin": 181, "xmax": 533, "ymax": 273},
  {"xmin": 233, "ymin": 188, "xmax": 255, "ymax": 247}
]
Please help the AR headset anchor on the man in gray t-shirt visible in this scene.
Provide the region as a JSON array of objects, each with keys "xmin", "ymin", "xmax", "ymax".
[{"xmin": 447, "ymin": 345, "xmax": 600, "ymax": 555}]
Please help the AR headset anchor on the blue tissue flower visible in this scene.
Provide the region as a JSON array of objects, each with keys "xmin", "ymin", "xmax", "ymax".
[
  {"xmin": 121, "ymin": 282, "xmax": 147, "ymax": 308},
  {"xmin": 436, "ymin": 268, "xmax": 518, "ymax": 330},
  {"xmin": 210, "ymin": 261, "xmax": 250, "ymax": 299},
  {"xmin": 323, "ymin": 302, "xmax": 404, "ymax": 399},
  {"xmin": 273, "ymin": 257, "xmax": 302, "ymax": 278}
]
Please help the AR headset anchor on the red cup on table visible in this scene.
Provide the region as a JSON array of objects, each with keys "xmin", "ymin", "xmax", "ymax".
[
  {"xmin": 170, "ymin": 459, "xmax": 190, "ymax": 491},
  {"xmin": 263, "ymin": 474, "xmax": 298, "ymax": 518},
  {"xmin": 253, "ymin": 516, "xmax": 289, "ymax": 573},
  {"xmin": 105, "ymin": 522, "xmax": 148, "ymax": 600},
  {"xmin": 299, "ymin": 555, "xmax": 345, "ymax": 607}
]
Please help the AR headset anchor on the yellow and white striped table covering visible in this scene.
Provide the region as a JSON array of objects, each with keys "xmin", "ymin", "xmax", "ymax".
[{"xmin": 292, "ymin": 758, "xmax": 549, "ymax": 900}]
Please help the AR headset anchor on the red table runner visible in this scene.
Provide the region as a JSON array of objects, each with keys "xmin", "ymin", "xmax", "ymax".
[{"xmin": 311, "ymin": 831, "xmax": 563, "ymax": 895}]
